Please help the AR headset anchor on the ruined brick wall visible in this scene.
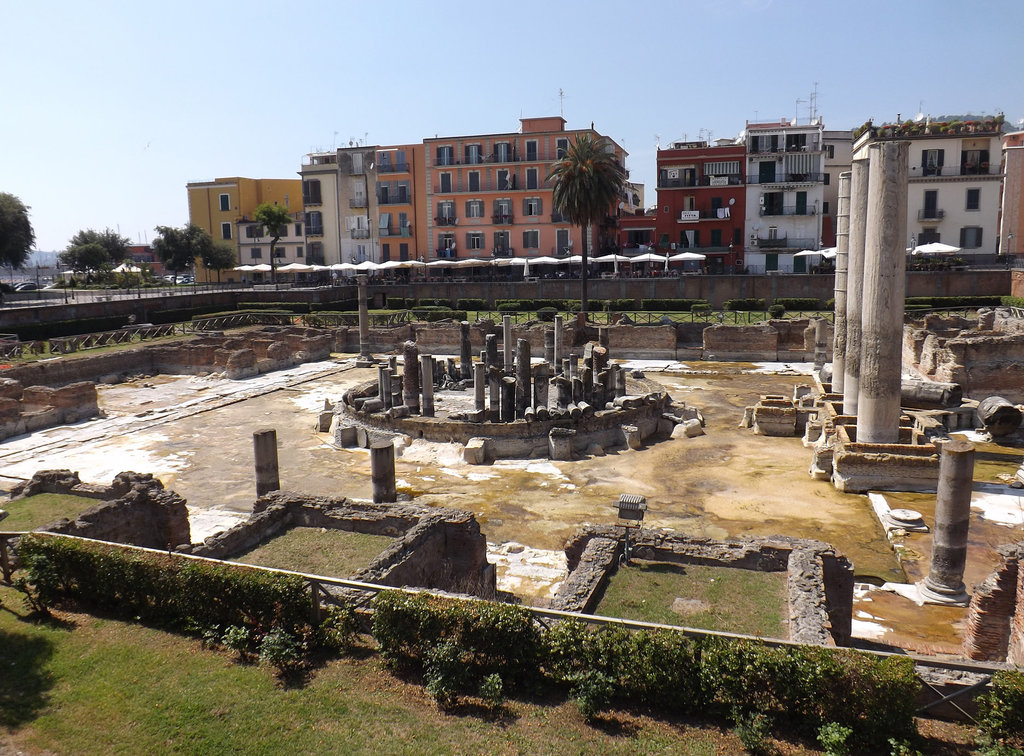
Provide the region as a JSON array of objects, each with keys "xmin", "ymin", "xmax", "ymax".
[
  {"xmin": 3, "ymin": 350, "xmax": 156, "ymax": 388},
  {"xmin": 11, "ymin": 470, "xmax": 191, "ymax": 549},
  {"xmin": 963, "ymin": 543, "xmax": 1022, "ymax": 662},
  {"xmin": 1011, "ymin": 545, "xmax": 1024, "ymax": 665},
  {"xmin": 703, "ymin": 323, "xmax": 778, "ymax": 361}
]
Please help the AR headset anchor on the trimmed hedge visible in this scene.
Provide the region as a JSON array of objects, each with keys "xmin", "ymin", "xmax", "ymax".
[
  {"xmin": 371, "ymin": 593, "xmax": 917, "ymax": 750},
  {"xmin": 1003, "ymin": 296, "xmax": 1024, "ymax": 308},
  {"xmin": 456, "ymin": 298, "xmax": 487, "ymax": 310},
  {"xmin": 640, "ymin": 298, "xmax": 709, "ymax": 312},
  {"xmin": 237, "ymin": 301, "xmax": 310, "ymax": 314},
  {"xmin": 410, "ymin": 308, "xmax": 467, "ymax": 322},
  {"xmin": 772, "ymin": 297, "xmax": 821, "ymax": 310},
  {"xmin": 723, "ymin": 298, "xmax": 766, "ymax": 311},
  {"xmin": 6, "ymin": 315, "xmax": 132, "ymax": 341},
  {"xmin": 312, "ymin": 299, "xmax": 357, "ymax": 312},
  {"xmin": 905, "ymin": 296, "xmax": 1002, "ymax": 308},
  {"xmin": 386, "ymin": 297, "xmax": 414, "ymax": 309},
  {"xmin": 15, "ymin": 535, "xmax": 311, "ymax": 638},
  {"xmin": 977, "ymin": 670, "xmax": 1024, "ymax": 750},
  {"xmin": 417, "ymin": 298, "xmax": 451, "ymax": 308},
  {"xmin": 606, "ymin": 298, "xmax": 637, "ymax": 312}
]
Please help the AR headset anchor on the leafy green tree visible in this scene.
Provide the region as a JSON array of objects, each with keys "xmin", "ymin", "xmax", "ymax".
[
  {"xmin": 61, "ymin": 242, "xmax": 111, "ymax": 273},
  {"xmin": 153, "ymin": 223, "xmax": 213, "ymax": 274},
  {"xmin": 60, "ymin": 228, "xmax": 131, "ymax": 272},
  {"xmin": 201, "ymin": 241, "xmax": 237, "ymax": 282},
  {"xmin": 0, "ymin": 192, "xmax": 35, "ymax": 270},
  {"xmin": 547, "ymin": 133, "xmax": 626, "ymax": 314},
  {"xmin": 253, "ymin": 202, "xmax": 292, "ymax": 282}
]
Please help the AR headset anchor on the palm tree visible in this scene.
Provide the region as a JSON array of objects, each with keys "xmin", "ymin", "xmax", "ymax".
[{"xmin": 547, "ymin": 133, "xmax": 626, "ymax": 314}]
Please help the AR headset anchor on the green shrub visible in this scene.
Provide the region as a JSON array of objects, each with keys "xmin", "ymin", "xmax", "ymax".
[
  {"xmin": 222, "ymin": 625, "xmax": 253, "ymax": 662},
  {"xmin": 825, "ymin": 298, "xmax": 836, "ymax": 311},
  {"xmin": 640, "ymin": 298, "xmax": 709, "ymax": 312},
  {"xmin": 410, "ymin": 308, "xmax": 467, "ymax": 322},
  {"xmin": 768, "ymin": 304, "xmax": 786, "ymax": 318},
  {"xmin": 456, "ymin": 298, "xmax": 487, "ymax": 310},
  {"xmin": 733, "ymin": 710, "xmax": 779, "ymax": 756},
  {"xmin": 570, "ymin": 670, "xmax": 615, "ymax": 722},
  {"xmin": 258, "ymin": 627, "xmax": 303, "ymax": 675},
  {"xmin": 977, "ymin": 670, "xmax": 1024, "ymax": 750},
  {"xmin": 818, "ymin": 721, "xmax": 853, "ymax": 755},
  {"xmin": 423, "ymin": 640, "xmax": 468, "ymax": 709},
  {"xmin": 317, "ymin": 605, "xmax": 359, "ymax": 653},
  {"xmin": 723, "ymin": 298, "xmax": 766, "ymax": 311},
  {"xmin": 417, "ymin": 297, "xmax": 450, "ymax": 308},
  {"xmin": 537, "ymin": 307, "xmax": 557, "ymax": 322},
  {"xmin": 495, "ymin": 299, "xmax": 533, "ymax": 311},
  {"xmin": 691, "ymin": 304, "xmax": 711, "ymax": 315},
  {"xmin": 496, "ymin": 302, "xmax": 521, "ymax": 312},
  {"xmin": 1001, "ymin": 296, "xmax": 1024, "ymax": 309},
  {"xmin": 905, "ymin": 296, "xmax": 1004, "ymax": 309},
  {"xmin": 606, "ymin": 298, "xmax": 636, "ymax": 311},
  {"xmin": 773, "ymin": 297, "xmax": 820, "ymax": 311},
  {"xmin": 7, "ymin": 315, "xmax": 133, "ymax": 341},
  {"xmin": 478, "ymin": 673, "xmax": 505, "ymax": 707},
  {"xmin": 386, "ymin": 297, "xmax": 413, "ymax": 309}
]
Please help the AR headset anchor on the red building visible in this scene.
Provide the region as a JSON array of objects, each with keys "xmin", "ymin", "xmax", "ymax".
[{"xmin": 654, "ymin": 140, "xmax": 746, "ymax": 274}]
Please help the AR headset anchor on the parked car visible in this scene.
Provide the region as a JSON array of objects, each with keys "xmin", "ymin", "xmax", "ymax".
[{"xmin": 13, "ymin": 282, "xmax": 39, "ymax": 291}]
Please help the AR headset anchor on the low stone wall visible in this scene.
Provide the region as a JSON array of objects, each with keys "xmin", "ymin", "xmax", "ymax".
[
  {"xmin": 183, "ymin": 492, "xmax": 496, "ymax": 598},
  {"xmin": 0, "ymin": 379, "xmax": 99, "ymax": 441},
  {"xmin": 962, "ymin": 542, "xmax": 1023, "ymax": 663},
  {"xmin": 9, "ymin": 470, "xmax": 191, "ymax": 549},
  {"xmin": 552, "ymin": 526, "xmax": 854, "ymax": 646}
]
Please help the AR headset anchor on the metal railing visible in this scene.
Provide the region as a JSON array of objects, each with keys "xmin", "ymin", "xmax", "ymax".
[
  {"xmin": 746, "ymin": 173, "xmax": 825, "ymax": 185},
  {"xmin": 348, "ymin": 198, "xmax": 367, "ymax": 208},
  {"xmin": 917, "ymin": 209, "xmax": 945, "ymax": 221},
  {"xmin": 759, "ymin": 205, "xmax": 816, "ymax": 217},
  {"xmin": 376, "ymin": 162, "xmax": 408, "ymax": 173},
  {"xmin": 350, "ymin": 229, "xmax": 370, "ymax": 239}
]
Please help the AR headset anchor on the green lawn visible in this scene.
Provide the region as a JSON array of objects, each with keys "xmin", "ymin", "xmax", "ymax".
[
  {"xmin": 595, "ymin": 561, "xmax": 789, "ymax": 639},
  {"xmin": 0, "ymin": 584, "xmax": 737, "ymax": 756},
  {"xmin": 232, "ymin": 527, "xmax": 395, "ymax": 578},
  {"xmin": 1, "ymin": 494, "xmax": 100, "ymax": 531}
]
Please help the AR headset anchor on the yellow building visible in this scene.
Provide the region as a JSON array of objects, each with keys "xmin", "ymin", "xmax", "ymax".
[{"xmin": 186, "ymin": 177, "xmax": 302, "ymax": 282}]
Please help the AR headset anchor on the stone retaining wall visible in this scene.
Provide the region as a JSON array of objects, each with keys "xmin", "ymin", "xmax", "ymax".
[
  {"xmin": 9, "ymin": 470, "xmax": 190, "ymax": 549},
  {"xmin": 0, "ymin": 379, "xmax": 99, "ymax": 441},
  {"xmin": 552, "ymin": 526, "xmax": 853, "ymax": 646}
]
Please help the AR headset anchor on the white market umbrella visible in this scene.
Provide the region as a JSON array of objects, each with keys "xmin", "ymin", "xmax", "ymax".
[
  {"xmin": 354, "ymin": 260, "xmax": 380, "ymax": 271},
  {"xmin": 630, "ymin": 252, "xmax": 669, "ymax": 264},
  {"xmin": 669, "ymin": 251, "xmax": 706, "ymax": 262},
  {"xmin": 233, "ymin": 265, "xmax": 257, "ymax": 271},
  {"xmin": 525, "ymin": 256, "xmax": 562, "ymax": 266},
  {"xmin": 376, "ymin": 260, "xmax": 407, "ymax": 270},
  {"xmin": 792, "ymin": 249, "xmax": 821, "ymax": 258},
  {"xmin": 251, "ymin": 264, "xmax": 272, "ymax": 272},
  {"xmin": 276, "ymin": 262, "xmax": 314, "ymax": 272},
  {"xmin": 331, "ymin": 263, "xmax": 357, "ymax": 271},
  {"xmin": 912, "ymin": 242, "xmax": 961, "ymax": 256},
  {"xmin": 452, "ymin": 258, "xmax": 492, "ymax": 268},
  {"xmin": 820, "ymin": 247, "xmax": 837, "ymax": 259},
  {"xmin": 427, "ymin": 259, "xmax": 456, "ymax": 268},
  {"xmin": 594, "ymin": 252, "xmax": 629, "ymax": 273},
  {"xmin": 564, "ymin": 255, "xmax": 584, "ymax": 265},
  {"xmin": 112, "ymin": 263, "xmax": 142, "ymax": 273}
]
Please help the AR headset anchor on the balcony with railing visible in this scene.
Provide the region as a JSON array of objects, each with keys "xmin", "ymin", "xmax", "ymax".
[
  {"xmin": 350, "ymin": 228, "xmax": 370, "ymax": 239},
  {"xmin": 678, "ymin": 209, "xmax": 735, "ymax": 221},
  {"xmin": 435, "ymin": 247, "xmax": 457, "ymax": 259},
  {"xmin": 303, "ymin": 193, "xmax": 322, "ymax": 206},
  {"xmin": 911, "ymin": 164, "xmax": 999, "ymax": 179},
  {"xmin": 434, "ymin": 216, "xmax": 458, "ymax": 226},
  {"xmin": 918, "ymin": 208, "xmax": 946, "ymax": 222},
  {"xmin": 306, "ymin": 225, "xmax": 324, "ymax": 237},
  {"xmin": 492, "ymin": 213, "xmax": 514, "ymax": 225},
  {"xmin": 377, "ymin": 162, "xmax": 409, "ymax": 173},
  {"xmin": 378, "ymin": 195, "xmax": 410, "ymax": 205},
  {"xmin": 398, "ymin": 225, "xmax": 412, "ymax": 237},
  {"xmin": 753, "ymin": 236, "xmax": 816, "ymax": 249},
  {"xmin": 759, "ymin": 205, "xmax": 817, "ymax": 217},
  {"xmin": 746, "ymin": 173, "xmax": 825, "ymax": 185},
  {"xmin": 491, "ymin": 247, "xmax": 514, "ymax": 257},
  {"xmin": 349, "ymin": 197, "xmax": 368, "ymax": 208}
]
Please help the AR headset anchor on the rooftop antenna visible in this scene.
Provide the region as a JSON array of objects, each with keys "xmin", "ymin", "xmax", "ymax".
[
  {"xmin": 558, "ymin": 88, "xmax": 566, "ymax": 118},
  {"xmin": 795, "ymin": 98, "xmax": 805, "ymax": 124},
  {"xmin": 809, "ymin": 82, "xmax": 820, "ymax": 122},
  {"xmin": 655, "ymin": 133, "xmax": 660, "ymax": 149},
  {"xmin": 333, "ymin": 131, "xmax": 338, "ymax": 149}
]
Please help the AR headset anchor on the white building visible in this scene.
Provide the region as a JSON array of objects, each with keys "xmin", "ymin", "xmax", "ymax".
[
  {"xmin": 853, "ymin": 115, "xmax": 1006, "ymax": 258},
  {"xmin": 743, "ymin": 118, "xmax": 827, "ymax": 273}
]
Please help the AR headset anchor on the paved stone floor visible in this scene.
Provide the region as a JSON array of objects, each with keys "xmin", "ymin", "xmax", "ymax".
[{"xmin": 2, "ymin": 351, "xmax": 1022, "ymax": 651}]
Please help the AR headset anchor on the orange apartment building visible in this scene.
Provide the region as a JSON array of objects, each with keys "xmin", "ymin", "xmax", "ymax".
[{"xmin": 423, "ymin": 117, "xmax": 627, "ymax": 261}]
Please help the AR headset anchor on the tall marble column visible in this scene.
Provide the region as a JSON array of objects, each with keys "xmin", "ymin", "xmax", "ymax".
[
  {"xmin": 832, "ymin": 170, "xmax": 851, "ymax": 393},
  {"xmin": 856, "ymin": 141, "xmax": 908, "ymax": 444},
  {"xmin": 843, "ymin": 158, "xmax": 870, "ymax": 414},
  {"xmin": 920, "ymin": 439, "xmax": 975, "ymax": 604}
]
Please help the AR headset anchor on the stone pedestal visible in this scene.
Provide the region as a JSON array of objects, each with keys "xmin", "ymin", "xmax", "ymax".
[
  {"xmin": 920, "ymin": 439, "xmax": 975, "ymax": 605},
  {"xmin": 844, "ymin": 158, "xmax": 870, "ymax": 414},
  {"xmin": 544, "ymin": 327, "xmax": 555, "ymax": 365},
  {"xmin": 621, "ymin": 424, "xmax": 642, "ymax": 450},
  {"xmin": 813, "ymin": 318, "xmax": 828, "ymax": 370},
  {"xmin": 402, "ymin": 340, "xmax": 420, "ymax": 413},
  {"xmin": 253, "ymin": 428, "xmax": 280, "ymax": 496},
  {"xmin": 370, "ymin": 443, "xmax": 397, "ymax": 504},
  {"xmin": 381, "ymin": 367, "xmax": 393, "ymax": 410},
  {"xmin": 549, "ymin": 427, "xmax": 576, "ymax": 460},
  {"xmin": 460, "ymin": 321, "xmax": 472, "ymax": 380},
  {"xmin": 488, "ymin": 368, "xmax": 500, "ymax": 421},
  {"xmin": 856, "ymin": 141, "xmax": 908, "ymax": 444},
  {"xmin": 553, "ymin": 376, "xmax": 572, "ymax": 409},
  {"xmin": 420, "ymin": 353, "xmax": 434, "ymax": 417},
  {"xmin": 533, "ymin": 362, "xmax": 550, "ymax": 411}
]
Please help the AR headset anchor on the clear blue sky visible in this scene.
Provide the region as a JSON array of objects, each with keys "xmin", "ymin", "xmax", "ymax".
[{"xmin": 3, "ymin": 0, "xmax": 1021, "ymax": 253}]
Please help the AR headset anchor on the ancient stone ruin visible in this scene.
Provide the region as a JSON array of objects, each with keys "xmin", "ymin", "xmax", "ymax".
[{"xmin": 331, "ymin": 316, "xmax": 703, "ymax": 462}]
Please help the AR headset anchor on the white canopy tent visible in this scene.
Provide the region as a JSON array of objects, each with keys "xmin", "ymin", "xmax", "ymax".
[
  {"xmin": 276, "ymin": 262, "xmax": 314, "ymax": 272},
  {"xmin": 912, "ymin": 242, "xmax": 961, "ymax": 256},
  {"xmin": 668, "ymin": 251, "xmax": 707, "ymax": 262},
  {"xmin": 629, "ymin": 252, "xmax": 671, "ymax": 270},
  {"xmin": 111, "ymin": 263, "xmax": 142, "ymax": 273},
  {"xmin": 593, "ymin": 253, "xmax": 629, "ymax": 273}
]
